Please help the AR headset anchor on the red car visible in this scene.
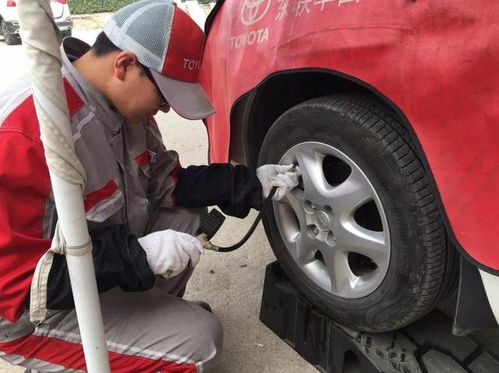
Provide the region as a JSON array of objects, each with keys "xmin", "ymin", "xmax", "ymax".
[{"xmin": 199, "ymin": 0, "xmax": 499, "ymax": 332}]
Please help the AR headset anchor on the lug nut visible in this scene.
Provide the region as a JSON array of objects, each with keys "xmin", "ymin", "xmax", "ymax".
[{"xmin": 326, "ymin": 232, "xmax": 336, "ymax": 246}]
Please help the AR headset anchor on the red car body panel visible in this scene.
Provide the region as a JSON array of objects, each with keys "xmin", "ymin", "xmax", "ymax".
[{"xmin": 199, "ymin": 0, "xmax": 499, "ymax": 271}]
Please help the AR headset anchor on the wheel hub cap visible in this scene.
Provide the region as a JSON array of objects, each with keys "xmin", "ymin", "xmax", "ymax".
[{"xmin": 314, "ymin": 211, "xmax": 331, "ymax": 231}]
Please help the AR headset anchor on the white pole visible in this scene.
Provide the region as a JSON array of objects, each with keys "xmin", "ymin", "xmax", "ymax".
[
  {"xmin": 51, "ymin": 178, "xmax": 111, "ymax": 372},
  {"xmin": 17, "ymin": 1, "xmax": 110, "ymax": 371}
]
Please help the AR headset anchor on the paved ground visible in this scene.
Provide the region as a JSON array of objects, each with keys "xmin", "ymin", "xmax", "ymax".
[{"xmin": 0, "ymin": 17, "xmax": 316, "ymax": 373}]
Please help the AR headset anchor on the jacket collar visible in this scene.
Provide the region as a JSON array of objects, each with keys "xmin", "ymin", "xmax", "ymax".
[{"xmin": 60, "ymin": 37, "xmax": 123, "ymax": 135}]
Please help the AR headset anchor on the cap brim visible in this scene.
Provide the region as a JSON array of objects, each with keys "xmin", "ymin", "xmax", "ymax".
[{"xmin": 150, "ymin": 70, "xmax": 215, "ymax": 120}]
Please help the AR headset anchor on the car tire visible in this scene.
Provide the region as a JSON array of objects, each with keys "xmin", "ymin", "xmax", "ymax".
[{"xmin": 258, "ymin": 94, "xmax": 457, "ymax": 332}]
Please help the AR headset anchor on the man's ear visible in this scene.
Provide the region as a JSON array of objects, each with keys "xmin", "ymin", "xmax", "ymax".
[{"xmin": 113, "ymin": 51, "xmax": 138, "ymax": 81}]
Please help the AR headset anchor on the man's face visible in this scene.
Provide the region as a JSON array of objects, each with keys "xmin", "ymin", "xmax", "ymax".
[{"xmin": 110, "ymin": 52, "xmax": 170, "ymax": 122}]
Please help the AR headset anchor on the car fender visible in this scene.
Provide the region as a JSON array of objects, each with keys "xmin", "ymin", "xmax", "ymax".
[{"xmin": 199, "ymin": 0, "xmax": 499, "ymax": 273}]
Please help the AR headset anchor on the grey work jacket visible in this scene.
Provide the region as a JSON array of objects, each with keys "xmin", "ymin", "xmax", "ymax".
[{"xmin": 61, "ymin": 37, "xmax": 179, "ymax": 237}]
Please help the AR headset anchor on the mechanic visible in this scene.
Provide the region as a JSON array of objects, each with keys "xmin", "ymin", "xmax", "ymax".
[{"xmin": 0, "ymin": 0, "xmax": 299, "ymax": 371}]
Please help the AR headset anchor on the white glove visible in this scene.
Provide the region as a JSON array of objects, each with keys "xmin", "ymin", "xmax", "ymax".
[
  {"xmin": 138, "ymin": 230, "xmax": 203, "ymax": 277},
  {"xmin": 256, "ymin": 164, "xmax": 300, "ymax": 201}
]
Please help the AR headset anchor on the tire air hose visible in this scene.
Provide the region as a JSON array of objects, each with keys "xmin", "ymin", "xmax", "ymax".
[{"xmin": 196, "ymin": 187, "xmax": 277, "ymax": 252}]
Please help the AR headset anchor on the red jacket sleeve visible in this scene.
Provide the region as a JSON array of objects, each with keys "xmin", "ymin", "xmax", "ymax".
[{"xmin": 0, "ymin": 128, "xmax": 51, "ymax": 322}]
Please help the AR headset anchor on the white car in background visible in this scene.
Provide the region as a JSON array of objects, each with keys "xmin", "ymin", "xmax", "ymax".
[{"xmin": 0, "ymin": 0, "xmax": 72, "ymax": 45}]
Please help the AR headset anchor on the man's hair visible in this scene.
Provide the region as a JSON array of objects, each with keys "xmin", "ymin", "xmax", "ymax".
[
  {"xmin": 92, "ymin": 32, "xmax": 122, "ymax": 57},
  {"xmin": 91, "ymin": 31, "xmax": 147, "ymax": 77}
]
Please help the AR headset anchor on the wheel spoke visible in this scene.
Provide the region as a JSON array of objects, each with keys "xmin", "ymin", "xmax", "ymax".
[
  {"xmin": 328, "ymin": 168, "xmax": 373, "ymax": 217},
  {"xmin": 294, "ymin": 146, "xmax": 329, "ymax": 201},
  {"xmin": 320, "ymin": 246, "xmax": 355, "ymax": 295},
  {"xmin": 295, "ymin": 230, "xmax": 318, "ymax": 264},
  {"xmin": 336, "ymin": 222, "xmax": 389, "ymax": 265},
  {"xmin": 281, "ymin": 188, "xmax": 307, "ymax": 226}
]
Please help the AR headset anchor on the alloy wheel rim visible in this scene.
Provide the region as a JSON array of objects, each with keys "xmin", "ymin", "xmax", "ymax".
[{"xmin": 274, "ymin": 141, "xmax": 391, "ymax": 299}]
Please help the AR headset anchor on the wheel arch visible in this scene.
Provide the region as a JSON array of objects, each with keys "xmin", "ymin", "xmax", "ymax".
[
  {"xmin": 229, "ymin": 68, "xmax": 422, "ymax": 164},
  {"xmin": 228, "ymin": 68, "xmax": 495, "ymax": 276}
]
